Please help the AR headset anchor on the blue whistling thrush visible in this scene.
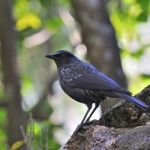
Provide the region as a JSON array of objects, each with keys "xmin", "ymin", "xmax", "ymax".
[{"xmin": 46, "ymin": 50, "xmax": 149, "ymax": 125}]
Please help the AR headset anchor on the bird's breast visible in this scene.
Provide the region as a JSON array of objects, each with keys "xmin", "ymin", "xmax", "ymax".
[{"xmin": 59, "ymin": 65, "xmax": 83, "ymax": 83}]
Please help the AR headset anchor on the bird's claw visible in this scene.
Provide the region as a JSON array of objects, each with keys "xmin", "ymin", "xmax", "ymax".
[{"xmin": 73, "ymin": 124, "xmax": 83, "ymax": 135}]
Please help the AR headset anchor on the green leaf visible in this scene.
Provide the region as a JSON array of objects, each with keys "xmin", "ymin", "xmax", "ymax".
[
  {"xmin": 137, "ymin": 0, "xmax": 149, "ymax": 10},
  {"xmin": 16, "ymin": 13, "xmax": 41, "ymax": 30},
  {"xmin": 44, "ymin": 17, "xmax": 63, "ymax": 31},
  {"xmin": 11, "ymin": 140, "xmax": 24, "ymax": 150},
  {"xmin": 137, "ymin": 12, "xmax": 148, "ymax": 22}
]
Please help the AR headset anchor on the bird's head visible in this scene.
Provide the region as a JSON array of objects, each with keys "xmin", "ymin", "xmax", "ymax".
[{"xmin": 46, "ymin": 50, "xmax": 77, "ymax": 67}]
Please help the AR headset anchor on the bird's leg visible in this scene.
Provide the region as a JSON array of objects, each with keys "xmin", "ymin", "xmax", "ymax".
[
  {"xmin": 80, "ymin": 104, "xmax": 92, "ymax": 125},
  {"xmin": 85, "ymin": 102, "xmax": 100, "ymax": 122},
  {"xmin": 74, "ymin": 104, "xmax": 92, "ymax": 134}
]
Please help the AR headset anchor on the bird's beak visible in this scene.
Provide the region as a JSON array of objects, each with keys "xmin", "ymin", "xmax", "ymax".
[{"xmin": 45, "ymin": 54, "xmax": 54, "ymax": 59}]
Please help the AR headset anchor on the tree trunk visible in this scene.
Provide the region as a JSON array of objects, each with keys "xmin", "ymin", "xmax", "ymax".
[
  {"xmin": 71, "ymin": 0, "xmax": 127, "ymax": 111},
  {"xmin": 0, "ymin": 0, "xmax": 27, "ymax": 148}
]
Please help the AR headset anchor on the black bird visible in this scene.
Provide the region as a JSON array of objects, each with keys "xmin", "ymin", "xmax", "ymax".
[{"xmin": 46, "ymin": 50, "xmax": 149, "ymax": 125}]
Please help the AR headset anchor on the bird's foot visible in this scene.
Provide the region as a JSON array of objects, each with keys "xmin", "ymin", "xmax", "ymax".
[
  {"xmin": 73, "ymin": 124, "xmax": 83, "ymax": 135},
  {"xmin": 73, "ymin": 120, "xmax": 98, "ymax": 135},
  {"xmin": 84, "ymin": 119, "xmax": 98, "ymax": 126}
]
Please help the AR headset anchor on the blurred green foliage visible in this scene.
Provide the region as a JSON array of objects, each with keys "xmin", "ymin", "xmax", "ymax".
[
  {"xmin": 109, "ymin": 0, "xmax": 150, "ymax": 93},
  {"xmin": 31, "ymin": 121, "xmax": 61, "ymax": 150},
  {"xmin": 23, "ymin": 116, "xmax": 61, "ymax": 150},
  {"xmin": 0, "ymin": 109, "xmax": 7, "ymax": 150}
]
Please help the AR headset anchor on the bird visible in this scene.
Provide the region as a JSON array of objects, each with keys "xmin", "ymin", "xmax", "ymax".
[{"xmin": 46, "ymin": 50, "xmax": 149, "ymax": 125}]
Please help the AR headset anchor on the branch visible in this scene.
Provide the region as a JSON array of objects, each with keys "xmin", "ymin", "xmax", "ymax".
[
  {"xmin": 98, "ymin": 84, "xmax": 150, "ymax": 127},
  {"xmin": 0, "ymin": 99, "xmax": 8, "ymax": 107},
  {"xmin": 62, "ymin": 125, "xmax": 150, "ymax": 150}
]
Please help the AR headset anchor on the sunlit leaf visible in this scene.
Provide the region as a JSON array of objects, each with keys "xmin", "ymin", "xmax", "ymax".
[
  {"xmin": 129, "ymin": 3, "xmax": 142, "ymax": 17},
  {"xmin": 27, "ymin": 121, "xmax": 40, "ymax": 135},
  {"xmin": 21, "ymin": 75, "xmax": 33, "ymax": 94},
  {"xmin": 11, "ymin": 140, "xmax": 24, "ymax": 150},
  {"xmin": 124, "ymin": 0, "xmax": 135, "ymax": 5},
  {"xmin": 16, "ymin": 13, "xmax": 41, "ymax": 30},
  {"xmin": 129, "ymin": 76, "xmax": 150, "ymax": 94}
]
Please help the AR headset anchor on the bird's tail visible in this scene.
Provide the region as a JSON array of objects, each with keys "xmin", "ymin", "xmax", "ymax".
[{"xmin": 121, "ymin": 94, "xmax": 149, "ymax": 111}]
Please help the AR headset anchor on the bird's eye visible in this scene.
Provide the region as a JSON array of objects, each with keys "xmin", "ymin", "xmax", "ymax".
[{"xmin": 60, "ymin": 53, "xmax": 66, "ymax": 58}]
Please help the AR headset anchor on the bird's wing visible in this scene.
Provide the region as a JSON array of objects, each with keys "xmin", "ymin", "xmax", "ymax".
[
  {"xmin": 69, "ymin": 72, "xmax": 119, "ymax": 90},
  {"xmin": 68, "ymin": 64, "xmax": 129, "ymax": 94}
]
